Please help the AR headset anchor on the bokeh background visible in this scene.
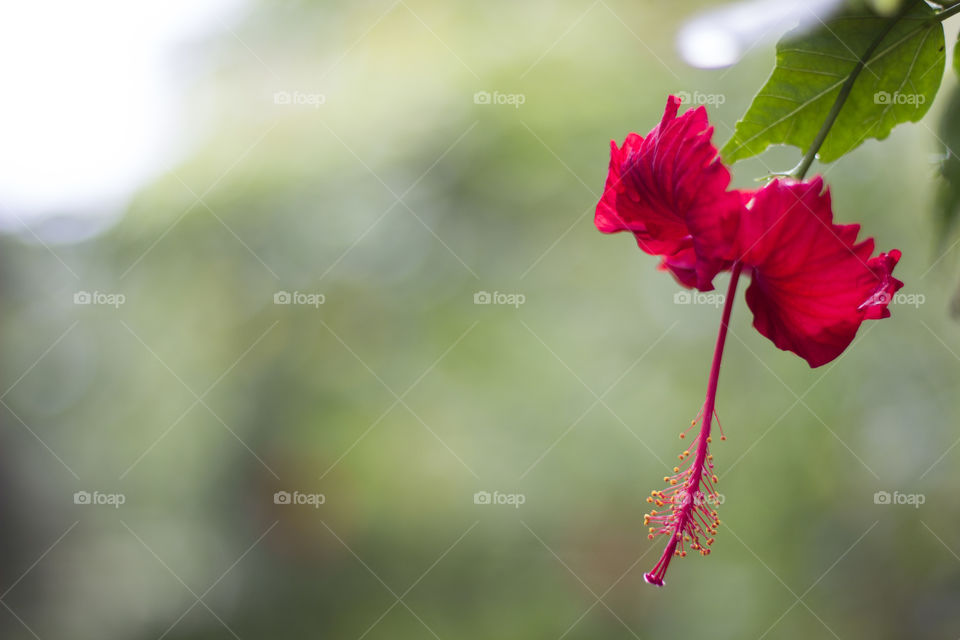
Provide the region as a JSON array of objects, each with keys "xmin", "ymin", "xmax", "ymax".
[{"xmin": 2, "ymin": 1, "xmax": 960, "ymax": 638}]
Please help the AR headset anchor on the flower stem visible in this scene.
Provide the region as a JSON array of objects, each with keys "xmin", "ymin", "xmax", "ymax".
[{"xmin": 694, "ymin": 262, "xmax": 742, "ymax": 477}]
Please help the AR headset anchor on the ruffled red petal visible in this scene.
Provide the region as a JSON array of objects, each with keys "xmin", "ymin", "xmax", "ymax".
[
  {"xmin": 736, "ymin": 178, "xmax": 903, "ymax": 368},
  {"xmin": 595, "ymin": 96, "xmax": 740, "ymax": 290},
  {"xmin": 656, "ymin": 242, "xmax": 699, "ymax": 289}
]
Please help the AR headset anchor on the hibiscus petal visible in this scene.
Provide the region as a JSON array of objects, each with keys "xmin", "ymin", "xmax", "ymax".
[
  {"xmin": 736, "ymin": 178, "xmax": 903, "ymax": 368},
  {"xmin": 594, "ymin": 96, "xmax": 741, "ymax": 290},
  {"xmin": 657, "ymin": 242, "xmax": 699, "ymax": 289},
  {"xmin": 859, "ymin": 250, "xmax": 903, "ymax": 320}
]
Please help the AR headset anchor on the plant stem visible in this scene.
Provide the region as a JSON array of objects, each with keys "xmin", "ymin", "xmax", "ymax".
[
  {"xmin": 695, "ymin": 262, "xmax": 742, "ymax": 469},
  {"xmin": 936, "ymin": 3, "xmax": 960, "ymax": 22},
  {"xmin": 793, "ymin": 1, "xmax": 919, "ymax": 180},
  {"xmin": 792, "ymin": 0, "xmax": 960, "ymax": 180}
]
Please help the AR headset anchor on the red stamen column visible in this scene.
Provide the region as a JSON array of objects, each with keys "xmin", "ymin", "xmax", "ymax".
[{"xmin": 644, "ymin": 262, "xmax": 742, "ymax": 586}]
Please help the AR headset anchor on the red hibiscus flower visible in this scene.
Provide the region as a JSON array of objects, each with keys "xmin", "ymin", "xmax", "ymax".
[
  {"xmin": 595, "ymin": 96, "xmax": 903, "ymax": 587},
  {"xmin": 595, "ymin": 96, "xmax": 741, "ymax": 291},
  {"xmin": 736, "ymin": 177, "xmax": 903, "ymax": 368}
]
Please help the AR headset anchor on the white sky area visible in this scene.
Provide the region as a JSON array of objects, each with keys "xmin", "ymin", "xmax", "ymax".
[
  {"xmin": 0, "ymin": 0, "xmax": 243, "ymax": 240},
  {"xmin": 678, "ymin": 0, "xmax": 844, "ymax": 69}
]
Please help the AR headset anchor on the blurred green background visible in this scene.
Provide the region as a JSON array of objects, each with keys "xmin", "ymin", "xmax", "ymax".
[{"xmin": 2, "ymin": 1, "xmax": 960, "ymax": 638}]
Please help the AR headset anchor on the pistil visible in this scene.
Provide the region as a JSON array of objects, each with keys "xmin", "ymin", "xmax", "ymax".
[{"xmin": 644, "ymin": 262, "xmax": 742, "ymax": 587}]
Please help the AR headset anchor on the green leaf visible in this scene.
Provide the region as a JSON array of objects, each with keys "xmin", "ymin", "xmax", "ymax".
[{"xmin": 722, "ymin": 3, "xmax": 945, "ymax": 165}]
